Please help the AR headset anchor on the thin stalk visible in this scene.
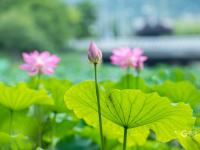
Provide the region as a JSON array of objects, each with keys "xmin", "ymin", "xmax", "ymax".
[
  {"xmin": 135, "ymin": 69, "xmax": 140, "ymax": 89},
  {"xmin": 9, "ymin": 110, "xmax": 19, "ymax": 150},
  {"xmin": 36, "ymin": 73, "xmax": 41, "ymax": 90},
  {"xmin": 35, "ymin": 73, "xmax": 43, "ymax": 147},
  {"xmin": 50, "ymin": 112, "xmax": 56, "ymax": 150},
  {"xmin": 37, "ymin": 106, "xmax": 42, "ymax": 147},
  {"xmin": 9, "ymin": 109, "xmax": 13, "ymax": 135},
  {"xmin": 94, "ymin": 63, "xmax": 104, "ymax": 150},
  {"xmin": 126, "ymin": 67, "xmax": 130, "ymax": 88},
  {"xmin": 123, "ymin": 127, "xmax": 128, "ymax": 150}
]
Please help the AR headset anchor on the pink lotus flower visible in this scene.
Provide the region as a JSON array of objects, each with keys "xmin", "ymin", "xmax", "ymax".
[
  {"xmin": 110, "ymin": 47, "xmax": 148, "ymax": 69},
  {"xmin": 20, "ymin": 51, "xmax": 60, "ymax": 76},
  {"xmin": 88, "ymin": 41, "xmax": 102, "ymax": 64}
]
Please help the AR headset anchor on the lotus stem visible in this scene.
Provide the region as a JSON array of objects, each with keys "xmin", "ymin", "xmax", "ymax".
[
  {"xmin": 9, "ymin": 109, "xmax": 13, "ymax": 135},
  {"xmin": 94, "ymin": 63, "xmax": 104, "ymax": 150},
  {"xmin": 123, "ymin": 127, "xmax": 128, "ymax": 150},
  {"xmin": 126, "ymin": 67, "xmax": 130, "ymax": 88},
  {"xmin": 37, "ymin": 106, "xmax": 42, "ymax": 147},
  {"xmin": 50, "ymin": 112, "xmax": 56, "ymax": 150},
  {"xmin": 135, "ymin": 69, "xmax": 140, "ymax": 89},
  {"xmin": 36, "ymin": 73, "xmax": 41, "ymax": 90},
  {"xmin": 35, "ymin": 73, "xmax": 43, "ymax": 147}
]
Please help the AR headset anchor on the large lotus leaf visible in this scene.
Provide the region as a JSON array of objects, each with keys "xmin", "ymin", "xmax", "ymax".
[
  {"xmin": 100, "ymin": 80, "xmax": 116, "ymax": 92},
  {"xmin": 177, "ymin": 130, "xmax": 200, "ymax": 150},
  {"xmin": 115, "ymin": 74, "xmax": 150, "ymax": 92},
  {"xmin": 0, "ymin": 82, "xmax": 53, "ymax": 110},
  {"xmin": 64, "ymin": 81, "xmax": 194, "ymax": 145},
  {"xmin": 153, "ymin": 81, "xmax": 200, "ymax": 107},
  {"xmin": 41, "ymin": 78, "xmax": 72, "ymax": 112}
]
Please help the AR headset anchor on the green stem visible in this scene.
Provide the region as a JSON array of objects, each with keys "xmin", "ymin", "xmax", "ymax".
[
  {"xmin": 126, "ymin": 67, "xmax": 130, "ymax": 88},
  {"xmin": 35, "ymin": 73, "xmax": 43, "ymax": 147},
  {"xmin": 50, "ymin": 112, "xmax": 56, "ymax": 150},
  {"xmin": 37, "ymin": 106, "xmax": 42, "ymax": 147},
  {"xmin": 123, "ymin": 127, "xmax": 128, "ymax": 150},
  {"xmin": 36, "ymin": 73, "xmax": 41, "ymax": 90},
  {"xmin": 94, "ymin": 63, "xmax": 104, "ymax": 150},
  {"xmin": 135, "ymin": 69, "xmax": 140, "ymax": 89},
  {"xmin": 9, "ymin": 109, "xmax": 13, "ymax": 135}
]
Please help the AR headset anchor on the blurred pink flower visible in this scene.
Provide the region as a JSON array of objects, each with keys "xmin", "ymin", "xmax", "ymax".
[
  {"xmin": 88, "ymin": 41, "xmax": 102, "ymax": 64},
  {"xmin": 20, "ymin": 50, "xmax": 60, "ymax": 76},
  {"xmin": 110, "ymin": 47, "xmax": 148, "ymax": 69}
]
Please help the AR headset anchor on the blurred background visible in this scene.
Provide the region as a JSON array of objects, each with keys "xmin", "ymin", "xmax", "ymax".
[{"xmin": 0, "ymin": 0, "xmax": 200, "ymax": 82}]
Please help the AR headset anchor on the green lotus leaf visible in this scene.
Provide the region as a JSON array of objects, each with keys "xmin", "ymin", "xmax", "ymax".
[
  {"xmin": 177, "ymin": 130, "xmax": 200, "ymax": 150},
  {"xmin": 64, "ymin": 81, "xmax": 194, "ymax": 146},
  {"xmin": 102, "ymin": 121, "xmax": 149, "ymax": 147},
  {"xmin": 0, "ymin": 82, "xmax": 53, "ymax": 110},
  {"xmin": 170, "ymin": 68, "xmax": 196, "ymax": 83},
  {"xmin": 115, "ymin": 74, "xmax": 150, "ymax": 92},
  {"xmin": 150, "ymin": 67, "xmax": 197, "ymax": 84},
  {"xmin": 194, "ymin": 107, "xmax": 200, "ymax": 127},
  {"xmin": 153, "ymin": 81, "xmax": 200, "ymax": 107},
  {"xmin": 100, "ymin": 80, "xmax": 116, "ymax": 92},
  {"xmin": 0, "ymin": 132, "xmax": 34, "ymax": 149},
  {"xmin": 196, "ymin": 116, "xmax": 200, "ymax": 127},
  {"xmin": 41, "ymin": 78, "xmax": 72, "ymax": 112}
]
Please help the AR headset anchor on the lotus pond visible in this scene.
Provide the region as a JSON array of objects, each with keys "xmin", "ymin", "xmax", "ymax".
[{"xmin": 0, "ymin": 46, "xmax": 200, "ymax": 150}]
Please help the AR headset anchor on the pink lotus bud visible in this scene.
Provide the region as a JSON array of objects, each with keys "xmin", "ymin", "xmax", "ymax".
[{"xmin": 88, "ymin": 42, "xmax": 102, "ymax": 64}]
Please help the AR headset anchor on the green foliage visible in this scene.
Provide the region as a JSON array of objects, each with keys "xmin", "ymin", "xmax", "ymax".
[
  {"xmin": 41, "ymin": 78, "xmax": 72, "ymax": 112},
  {"xmin": 195, "ymin": 113, "xmax": 200, "ymax": 127},
  {"xmin": 42, "ymin": 112, "xmax": 79, "ymax": 146},
  {"xmin": 0, "ymin": 52, "xmax": 199, "ymax": 149},
  {"xmin": 100, "ymin": 74, "xmax": 150, "ymax": 93},
  {"xmin": 0, "ymin": 0, "xmax": 96, "ymax": 51},
  {"xmin": 74, "ymin": 0, "xmax": 97, "ymax": 38},
  {"xmin": 131, "ymin": 140, "xmax": 181, "ymax": 150},
  {"xmin": 0, "ymin": 82, "xmax": 53, "ymax": 110},
  {"xmin": 177, "ymin": 130, "xmax": 200, "ymax": 150},
  {"xmin": 148, "ymin": 67, "xmax": 197, "ymax": 85},
  {"xmin": 0, "ymin": 107, "xmax": 44, "ymax": 149},
  {"xmin": 0, "ymin": 10, "xmax": 53, "ymax": 52},
  {"xmin": 174, "ymin": 19, "xmax": 200, "ymax": 35},
  {"xmin": 56, "ymin": 135, "xmax": 99, "ymax": 150},
  {"xmin": 0, "ymin": 132, "xmax": 10, "ymax": 149},
  {"xmin": 26, "ymin": 0, "xmax": 76, "ymax": 49},
  {"xmin": 64, "ymin": 80, "xmax": 194, "ymax": 146},
  {"xmin": 0, "ymin": 132, "xmax": 34, "ymax": 150},
  {"xmin": 115, "ymin": 74, "xmax": 150, "ymax": 92},
  {"xmin": 153, "ymin": 81, "xmax": 200, "ymax": 107}
]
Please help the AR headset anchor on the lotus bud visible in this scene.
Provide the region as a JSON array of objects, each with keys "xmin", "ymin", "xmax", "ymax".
[{"xmin": 88, "ymin": 41, "xmax": 102, "ymax": 64}]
